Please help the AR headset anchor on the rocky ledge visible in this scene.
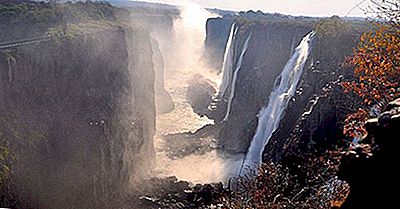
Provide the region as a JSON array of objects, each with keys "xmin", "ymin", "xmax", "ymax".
[
  {"xmin": 339, "ymin": 98, "xmax": 400, "ymax": 208},
  {"xmin": 186, "ymin": 74, "xmax": 216, "ymax": 118}
]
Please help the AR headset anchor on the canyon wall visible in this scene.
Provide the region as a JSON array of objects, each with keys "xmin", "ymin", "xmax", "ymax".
[
  {"xmin": 202, "ymin": 17, "xmax": 233, "ymax": 71},
  {"xmin": 263, "ymin": 17, "xmax": 365, "ymax": 161},
  {"xmin": 131, "ymin": 10, "xmax": 177, "ymax": 114},
  {"xmin": 0, "ymin": 25, "xmax": 156, "ymax": 208},
  {"xmin": 205, "ymin": 15, "xmax": 366, "ymax": 160},
  {"xmin": 206, "ymin": 17, "xmax": 313, "ymax": 153}
]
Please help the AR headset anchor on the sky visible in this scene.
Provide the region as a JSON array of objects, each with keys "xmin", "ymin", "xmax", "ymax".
[{"xmin": 137, "ymin": 0, "xmax": 370, "ymax": 17}]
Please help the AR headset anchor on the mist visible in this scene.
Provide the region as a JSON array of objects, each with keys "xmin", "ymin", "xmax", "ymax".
[
  {"xmin": 1, "ymin": 0, "xmax": 391, "ymax": 208},
  {"xmin": 152, "ymin": 2, "xmax": 237, "ymax": 184}
]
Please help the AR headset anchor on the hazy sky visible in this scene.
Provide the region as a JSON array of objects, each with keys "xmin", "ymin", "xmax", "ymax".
[{"xmin": 139, "ymin": 0, "xmax": 370, "ymax": 17}]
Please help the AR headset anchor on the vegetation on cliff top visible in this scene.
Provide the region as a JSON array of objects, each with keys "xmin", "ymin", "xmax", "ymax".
[
  {"xmin": 0, "ymin": 0, "xmax": 130, "ymax": 41},
  {"xmin": 233, "ymin": 10, "xmax": 316, "ymax": 31},
  {"xmin": 314, "ymin": 16, "xmax": 366, "ymax": 66},
  {"xmin": 0, "ymin": 0, "xmax": 126, "ymax": 24},
  {"xmin": 342, "ymin": 0, "xmax": 400, "ymax": 139},
  {"xmin": 232, "ymin": 11, "xmax": 368, "ymax": 43}
]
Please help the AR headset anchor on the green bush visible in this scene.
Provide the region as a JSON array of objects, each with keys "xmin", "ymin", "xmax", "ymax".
[{"xmin": 0, "ymin": 0, "xmax": 129, "ymax": 29}]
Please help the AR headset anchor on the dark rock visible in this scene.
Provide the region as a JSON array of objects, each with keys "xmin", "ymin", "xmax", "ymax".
[
  {"xmin": 339, "ymin": 99, "xmax": 400, "ymax": 209},
  {"xmin": 385, "ymin": 98, "xmax": 400, "ymax": 110},
  {"xmin": 186, "ymin": 74, "xmax": 216, "ymax": 117},
  {"xmin": 261, "ymin": 18, "xmax": 363, "ymax": 161},
  {"xmin": 213, "ymin": 21, "xmax": 314, "ymax": 153},
  {"xmin": 206, "ymin": 16, "xmax": 366, "ymax": 156},
  {"xmin": 378, "ymin": 112, "xmax": 392, "ymax": 125},
  {"xmin": 264, "ymin": 81, "xmax": 352, "ymax": 162},
  {"xmin": 136, "ymin": 177, "xmax": 225, "ymax": 209},
  {"xmin": 202, "ymin": 17, "xmax": 234, "ymax": 72},
  {"xmin": 0, "ymin": 27, "xmax": 156, "ymax": 208}
]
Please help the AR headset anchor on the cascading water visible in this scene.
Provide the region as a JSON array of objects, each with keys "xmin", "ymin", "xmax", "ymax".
[
  {"xmin": 241, "ymin": 31, "xmax": 316, "ymax": 172},
  {"xmin": 222, "ymin": 31, "xmax": 253, "ymax": 122},
  {"xmin": 217, "ymin": 23, "xmax": 238, "ymax": 101}
]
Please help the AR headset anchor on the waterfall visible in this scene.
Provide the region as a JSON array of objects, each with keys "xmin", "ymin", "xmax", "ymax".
[
  {"xmin": 218, "ymin": 23, "xmax": 238, "ymax": 101},
  {"xmin": 222, "ymin": 31, "xmax": 253, "ymax": 122},
  {"xmin": 241, "ymin": 31, "xmax": 316, "ymax": 171}
]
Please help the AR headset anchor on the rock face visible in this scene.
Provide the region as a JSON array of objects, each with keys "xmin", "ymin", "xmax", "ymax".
[
  {"xmin": 209, "ymin": 19, "xmax": 313, "ymax": 153},
  {"xmin": 202, "ymin": 17, "xmax": 234, "ymax": 71},
  {"xmin": 151, "ymin": 37, "xmax": 174, "ymax": 114},
  {"xmin": 135, "ymin": 177, "xmax": 225, "ymax": 209},
  {"xmin": 264, "ymin": 81, "xmax": 351, "ymax": 162},
  {"xmin": 0, "ymin": 26, "xmax": 156, "ymax": 208},
  {"xmin": 131, "ymin": 10, "xmax": 177, "ymax": 115},
  {"xmin": 339, "ymin": 99, "xmax": 400, "ymax": 209},
  {"xmin": 263, "ymin": 18, "xmax": 363, "ymax": 162},
  {"xmin": 186, "ymin": 74, "xmax": 216, "ymax": 117},
  {"xmin": 204, "ymin": 15, "xmax": 365, "ymax": 158}
]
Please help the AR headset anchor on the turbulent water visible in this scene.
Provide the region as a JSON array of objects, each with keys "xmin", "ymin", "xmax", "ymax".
[
  {"xmin": 223, "ymin": 31, "xmax": 253, "ymax": 122},
  {"xmin": 240, "ymin": 31, "xmax": 316, "ymax": 172},
  {"xmin": 152, "ymin": 4, "xmax": 237, "ymax": 184}
]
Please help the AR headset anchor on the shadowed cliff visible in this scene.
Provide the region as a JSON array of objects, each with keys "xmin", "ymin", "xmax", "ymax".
[{"xmin": 0, "ymin": 1, "xmax": 156, "ymax": 208}]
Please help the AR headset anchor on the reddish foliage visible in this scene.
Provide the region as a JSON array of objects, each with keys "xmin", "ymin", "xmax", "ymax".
[
  {"xmin": 215, "ymin": 152, "xmax": 349, "ymax": 209},
  {"xmin": 343, "ymin": 108, "xmax": 368, "ymax": 139},
  {"xmin": 342, "ymin": 24, "xmax": 400, "ymax": 138}
]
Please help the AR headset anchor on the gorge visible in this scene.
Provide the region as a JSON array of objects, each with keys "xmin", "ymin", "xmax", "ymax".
[{"xmin": 1, "ymin": 0, "xmax": 398, "ymax": 209}]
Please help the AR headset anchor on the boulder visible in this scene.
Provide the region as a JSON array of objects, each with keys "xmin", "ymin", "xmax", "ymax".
[{"xmin": 186, "ymin": 74, "xmax": 216, "ymax": 117}]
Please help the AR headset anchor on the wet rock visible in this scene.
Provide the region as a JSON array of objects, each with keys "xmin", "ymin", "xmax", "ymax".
[
  {"xmin": 214, "ymin": 22, "xmax": 314, "ymax": 154},
  {"xmin": 186, "ymin": 74, "xmax": 216, "ymax": 117},
  {"xmin": 202, "ymin": 17, "xmax": 234, "ymax": 72},
  {"xmin": 385, "ymin": 98, "xmax": 400, "ymax": 110},
  {"xmin": 0, "ymin": 27, "xmax": 157, "ymax": 208},
  {"xmin": 375, "ymin": 99, "xmax": 400, "ymax": 126},
  {"xmin": 135, "ymin": 177, "xmax": 225, "ymax": 209}
]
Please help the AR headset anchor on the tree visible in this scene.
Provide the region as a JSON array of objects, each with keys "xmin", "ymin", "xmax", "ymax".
[
  {"xmin": 342, "ymin": 0, "xmax": 400, "ymax": 139},
  {"xmin": 369, "ymin": 0, "xmax": 400, "ymax": 23}
]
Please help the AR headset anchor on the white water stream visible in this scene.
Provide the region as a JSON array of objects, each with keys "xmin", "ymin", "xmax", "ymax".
[
  {"xmin": 241, "ymin": 31, "xmax": 315, "ymax": 172},
  {"xmin": 222, "ymin": 31, "xmax": 253, "ymax": 122}
]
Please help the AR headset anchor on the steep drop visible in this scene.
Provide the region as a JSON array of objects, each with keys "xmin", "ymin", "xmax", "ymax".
[
  {"xmin": 217, "ymin": 23, "xmax": 238, "ymax": 101},
  {"xmin": 223, "ymin": 31, "xmax": 253, "ymax": 122},
  {"xmin": 241, "ymin": 31, "xmax": 315, "ymax": 172}
]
